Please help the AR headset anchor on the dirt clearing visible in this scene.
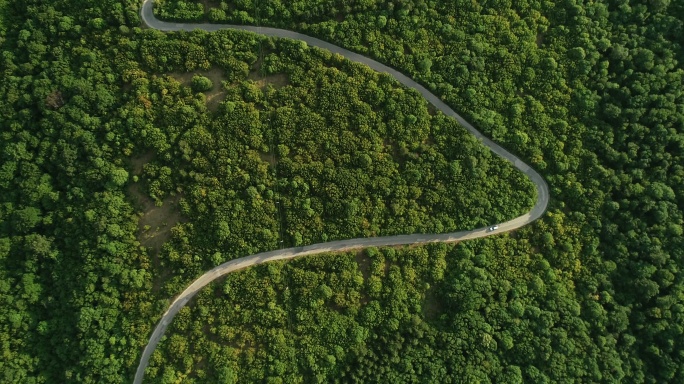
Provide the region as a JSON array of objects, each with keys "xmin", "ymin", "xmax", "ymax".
[
  {"xmin": 248, "ymin": 72, "xmax": 289, "ymax": 89},
  {"xmin": 127, "ymin": 152, "xmax": 186, "ymax": 254},
  {"xmin": 168, "ymin": 67, "xmax": 227, "ymax": 112},
  {"xmin": 131, "ymin": 188, "xmax": 185, "ymax": 253},
  {"xmin": 422, "ymin": 288, "xmax": 444, "ymax": 323},
  {"xmin": 355, "ymin": 250, "xmax": 371, "ymax": 281}
]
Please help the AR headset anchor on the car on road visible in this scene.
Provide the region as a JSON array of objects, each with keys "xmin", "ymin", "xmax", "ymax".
[{"xmin": 488, "ymin": 225, "xmax": 499, "ymax": 231}]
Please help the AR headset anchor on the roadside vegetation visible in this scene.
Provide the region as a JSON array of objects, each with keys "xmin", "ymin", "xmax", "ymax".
[{"xmin": 155, "ymin": 0, "xmax": 684, "ymax": 382}]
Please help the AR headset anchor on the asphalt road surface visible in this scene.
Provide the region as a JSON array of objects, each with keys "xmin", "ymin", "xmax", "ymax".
[{"xmin": 134, "ymin": 1, "xmax": 550, "ymax": 382}]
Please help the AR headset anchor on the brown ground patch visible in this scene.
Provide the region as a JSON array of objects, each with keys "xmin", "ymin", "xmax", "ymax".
[
  {"xmin": 127, "ymin": 152, "xmax": 185, "ymax": 253},
  {"xmin": 205, "ymin": 89, "xmax": 226, "ymax": 112},
  {"xmin": 127, "ymin": 152, "xmax": 182, "ymax": 292},
  {"xmin": 422, "ymin": 288, "xmax": 444, "ymax": 323},
  {"xmin": 198, "ymin": 0, "xmax": 220, "ymax": 13},
  {"xmin": 259, "ymin": 151, "xmax": 277, "ymax": 166},
  {"xmin": 251, "ymin": 51, "xmax": 264, "ymax": 74},
  {"xmin": 130, "ymin": 151, "xmax": 155, "ymax": 176},
  {"xmin": 202, "ymin": 67, "xmax": 227, "ymax": 111},
  {"xmin": 167, "ymin": 71, "xmax": 194, "ymax": 86},
  {"xmin": 168, "ymin": 67, "xmax": 227, "ymax": 112},
  {"xmin": 127, "ymin": 182, "xmax": 186, "ymax": 294},
  {"xmin": 128, "ymin": 183, "xmax": 186, "ymax": 252},
  {"xmin": 248, "ymin": 73, "xmax": 290, "ymax": 89},
  {"xmin": 355, "ymin": 250, "xmax": 371, "ymax": 281}
]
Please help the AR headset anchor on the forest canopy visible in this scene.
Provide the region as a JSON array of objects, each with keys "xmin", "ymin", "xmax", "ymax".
[
  {"xmin": 153, "ymin": 0, "xmax": 684, "ymax": 382},
  {"xmin": 1, "ymin": 0, "xmax": 684, "ymax": 382},
  {"xmin": 0, "ymin": 0, "xmax": 539, "ymax": 382}
]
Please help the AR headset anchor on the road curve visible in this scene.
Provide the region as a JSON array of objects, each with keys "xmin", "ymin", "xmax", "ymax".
[{"xmin": 134, "ymin": 1, "xmax": 550, "ymax": 382}]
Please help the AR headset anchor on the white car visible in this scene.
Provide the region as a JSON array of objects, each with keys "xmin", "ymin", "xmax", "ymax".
[{"xmin": 488, "ymin": 225, "xmax": 499, "ymax": 231}]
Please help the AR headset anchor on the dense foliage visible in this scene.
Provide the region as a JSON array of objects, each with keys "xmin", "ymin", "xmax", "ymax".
[
  {"xmin": 131, "ymin": 29, "xmax": 532, "ymax": 289},
  {"xmin": 0, "ymin": 0, "xmax": 533, "ymax": 382},
  {"xmin": 157, "ymin": 0, "xmax": 684, "ymax": 382},
  {"xmin": 0, "ymin": 1, "xmax": 151, "ymax": 382},
  {"xmin": 152, "ymin": 242, "xmax": 590, "ymax": 383}
]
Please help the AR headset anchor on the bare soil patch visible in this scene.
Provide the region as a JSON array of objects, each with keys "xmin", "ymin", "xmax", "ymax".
[
  {"xmin": 202, "ymin": 67, "xmax": 225, "ymax": 89},
  {"xmin": 198, "ymin": 0, "xmax": 220, "ymax": 13},
  {"xmin": 354, "ymin": 250, "xmax": 371, "ymax": 281},
  {"xmin": 168, "ymin": 67, "xmax": 227, "ymax": 112},
  {"xmin": 127, "ymin": 182, "xmax": 185, "ymax": 294},
  {"xmin": 127, "ymin": 151, "xmax": 183, "ymax": 292},
  {"xmin": 248, "ymin": 73, "xmax": 289, "ymax": 89},
  {"xmin": 167, "ymin": 71, "xmax": 194, "ymax": 86},
  {"xmin": 130, "ymin": 151, "xmax": 155, "ymax": 176},
  {"xmin": 251, "ymin": 52, "xmax": 264, "ymax": 74},
  {"xmin": 127, "ymin": 152, "xmax": 185, "ymax": 253},
  {"xmin": 128, "ymin": 183, "xmax": 186, "ymax": 253},
  {"xmin": 259, "ymin": 151, "xmax": 277, "ymax": 166},
  {"xmin": 422, "ymin": 288, "xmax": 444, "ymax": 323}
]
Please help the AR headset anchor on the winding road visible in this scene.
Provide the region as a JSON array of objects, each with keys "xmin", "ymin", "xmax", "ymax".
[{"xmin": 134, "ymin": 1, "xmax": 550, "ymax": 382}]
